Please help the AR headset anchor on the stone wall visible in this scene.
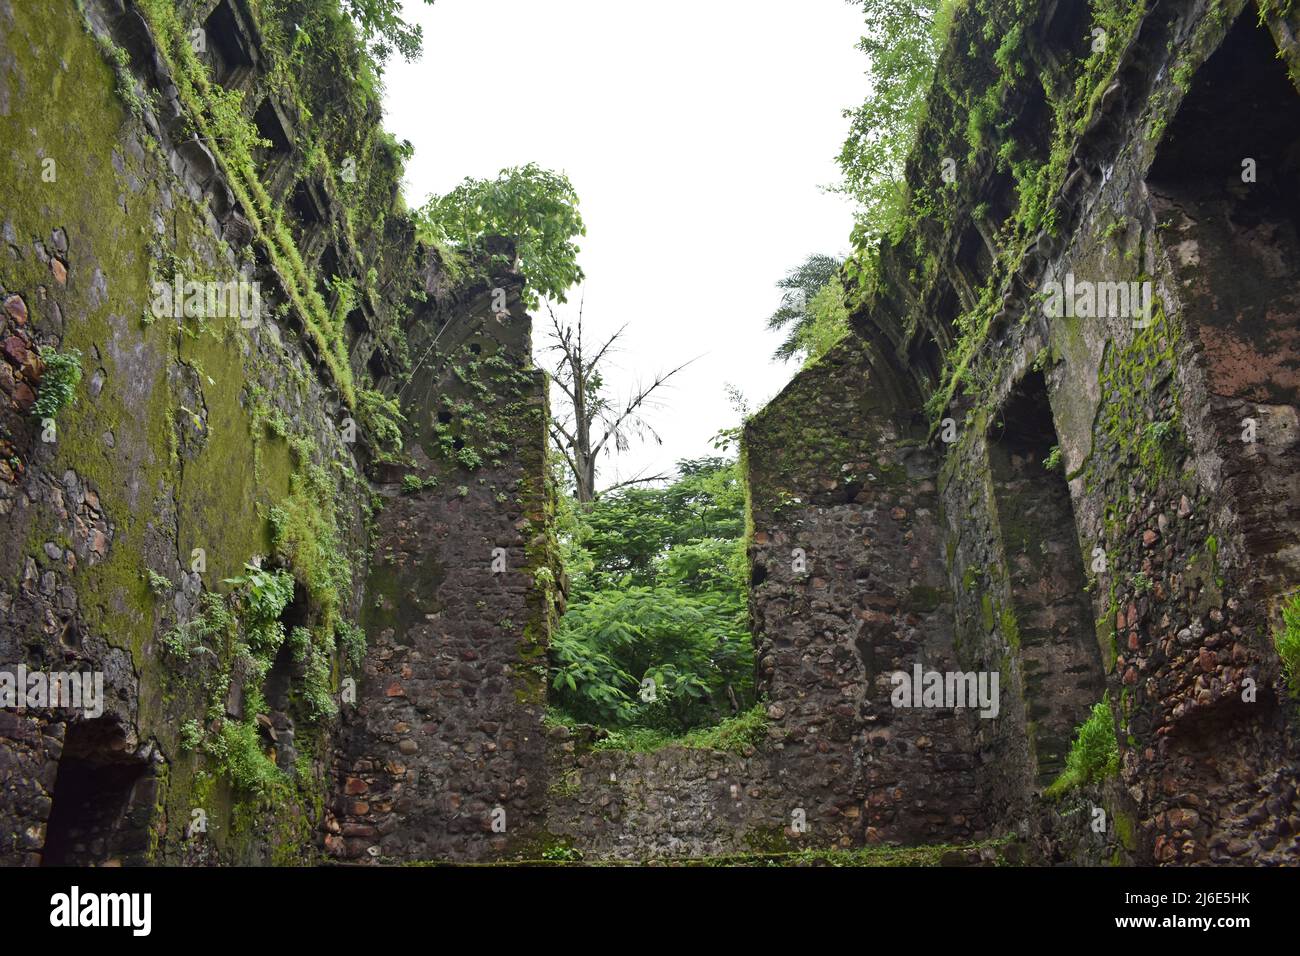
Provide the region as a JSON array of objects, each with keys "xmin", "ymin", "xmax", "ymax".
[
  {"xmin": 330, "ymin": 253, "xmax": 558, "ymax": 863},
  {"xmin": 745, "ymin": 337, "xmax": 993, "ymax": 849},
  {"xmin": 5, "ymin": 0, "xmax": 1300, "ymax": 869},
  {"xmin": 0, "ymin": 0, "xmax": 466, "ymax": 865},
  {"xmin": 757, "ymin": 0, "xmax": 1300, "ymax": 865}
]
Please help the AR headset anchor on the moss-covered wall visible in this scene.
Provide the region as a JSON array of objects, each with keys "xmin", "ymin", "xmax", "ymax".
[
  {"xmin": 329, "ymin": 252, "xmax": 561, "ymax": 863},
  {"xmin": 0, "ymin": 0, "xmax": 486, "ymax": 865},
  {"xmin": 745, "ymin": 0, "xmax": 1300, "ymax": 864}
]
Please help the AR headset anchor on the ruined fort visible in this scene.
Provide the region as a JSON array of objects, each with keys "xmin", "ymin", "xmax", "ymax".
[{"xmin": 2, "ymin": 0, "xmax": 1299, "ymax": 867}]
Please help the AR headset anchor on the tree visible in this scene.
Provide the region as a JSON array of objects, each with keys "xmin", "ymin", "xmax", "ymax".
[
  {"xmin": 549, "ymin": 459, "xmax": 752, "ymax": 732},
  {"xmin": 344, "ymin": 0, "xmax": 437, "ymax": 68},
  {"xmin": 833, "ymin": 1, "xmax": 957, "ymax": 270},
  {"xmin": 765, "ymin": 253, "xmax": 850, "ymax": 365},
  {"xmin": 417, "ymin": 163, "xmax": 586, "ymax": 307},
  {"xmin": 545, "ymin": 296, "xmax": 694, "ymax": 502}
]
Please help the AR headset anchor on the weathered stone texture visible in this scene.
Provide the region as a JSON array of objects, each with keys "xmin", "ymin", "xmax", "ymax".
[{"xmin": 331, "ymin": 263, "xmax": 558, "ymax": 862}]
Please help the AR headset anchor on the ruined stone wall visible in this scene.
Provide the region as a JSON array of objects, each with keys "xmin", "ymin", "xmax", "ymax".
[
  {"xmin": 544, "ymin": 727, "xmax": 785, "ymax": 861},
  {"xmin": 330, "ymin": 255, "xmax": 558, "ymax": 863},
  {"xmin": 0, "ymin": 0, "xmax": 485, "ymax": 865},
  {"xmin": 6, "ymin": 0, "xmax": 1300, "ymax": 870},
  {"xmin": 750, "ymin": 0, "xmax": 1300, "ymax": 865},
  {"xmin": 744, "ymin": 334, "xmax": 993, "ymax": 850}
]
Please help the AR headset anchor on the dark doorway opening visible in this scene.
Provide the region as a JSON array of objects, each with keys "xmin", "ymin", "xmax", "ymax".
[
  {"xmin": 1147, "ymin": 11, "xmax": 1300, "ymax": 602},
  {"xmin": 989, "ymin": 371, "xmax": 1106, "ymax": 787},
  {"xmin": 42, "ymin": 718, "xmax": 154, "ymax": 866}
]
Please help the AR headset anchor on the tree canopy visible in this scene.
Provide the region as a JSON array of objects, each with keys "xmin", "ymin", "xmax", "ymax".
[
  {"xmin": 550, "ymin": 458, "xmax": 752, "ymax": 733},
  {"xmin": 765, "ymin": 253, "xmax": 850, "ymax": 365},
  {"xmin": 418, "ymin": 163, "xmax": 586, "ymax": 307}
]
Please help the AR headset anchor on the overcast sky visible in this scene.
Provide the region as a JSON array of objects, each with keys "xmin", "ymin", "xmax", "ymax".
[{"xmin": 382, "ymin": 0, "xmax": 864, "ymax": 488}]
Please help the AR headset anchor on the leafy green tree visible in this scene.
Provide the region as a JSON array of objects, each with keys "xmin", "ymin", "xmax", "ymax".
[
  {"xmin": 418, "ymin": 163, "xmax": 586, "ymax": 307},
  {"xmin": 565, "ymin": 457, "xmax": 743, "ymax": 590},
  {"xmin": 551, "ymin": 586, "xmax": 749, "ymax": 732},
  {"xmin": 344, "ymin": 0, "xmax": 437, "ymax": 68},
  {"xmin": 833, "ymin": 1, "xmax": 959, "ymax": 283},
  {"xmin": 766, "ymin": 254, "xmax": 850, "ymax": 365},
  {"xmin": 550, "ymin": 459, "xmax": 753, "ymax": 732}
]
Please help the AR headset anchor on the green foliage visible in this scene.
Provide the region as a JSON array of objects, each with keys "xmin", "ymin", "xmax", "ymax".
[
  {"xmin": 540, "ymin": 843, "xmax": 584, "ymax": 862},
  {"xmin": 766, "ymin": 254, "xmax": 850, "ymax": 364},
  {"xmin": 1045, "ymin": 695, "xmax": 1120, "ymax": 797},
  {"xmin": 564, "ymin": 457, "xmax": 745, "ymax": 590},
  {"xmin": 417, "ymin": 163, "xmax": 586, "ymax": 307},
  {"xmin": 144, "ymin": 569, "xmax": 172, "ymax": 596},
  {"xmin": 162, "ymin": 591, "xmax": 236, "ymax": 661},
  {"xmin": 356, "ymin": 388, "xmax": 405, "ymax": 451},
  {"xmin": 1274, "ymin": 592, "xmax": 1300, "ymax": 698},
  {"xmin": 401, "ymin": 473, "xmax": 438, "ymax": 494},
  {"xmin": 589, "ymin": 704, "xmax": 768, "ymax": 755},
  {"xmin": 204, "ymin": 84, "xmax": 270, "ymax": 157},
  {"xmin": 342, "ymin": 0, "xmax": 436, "ymax": 69},
  {"xmin": 551, "ymin": 459, "xmax": 753, "ymax": 733},
  {"xmin": 179, "ymin": 718, "xmax": 203, "ymax": 752},
  {"xmin": 335, "ymin": 618, "xmax": 367, "ymax": 671},
  {"xmin": 834, "ymin": 1, "xmax": 959, "ymax": 256},
  {"xmin": 223, "ymin": 563, "xmax": 296, "ymax": 653},
  {"xmin": 1042, "ymin": 445, "xmax": 1062, "ymax": 471},
  {"xmin": 289, "ymin": 626, "xmax": 338, "ymax": 720},
  {"xmin": 206, "ymin": 716, "xmax": 286, "ymax": 799},
  {"xmin": 267, "ymin": 465, "xmax": 351, "ymax": 628},
  {"xmin": 31, "ymin": 347, "xmax": 83, "ymax": 420}
]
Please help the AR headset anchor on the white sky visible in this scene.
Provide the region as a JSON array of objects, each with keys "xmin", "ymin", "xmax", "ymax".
[{"xmin": 382, "ymin": 0, "xmax": 864, "ymax": 489}]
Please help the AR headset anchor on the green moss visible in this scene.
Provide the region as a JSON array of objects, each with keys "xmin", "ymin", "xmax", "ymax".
[
  {"xmin": 999, "ymin": 605, "xmax": 1021, "ymax": 651},
  {"xmin": 744, "ymin": 825, "xmax": 795, "ymax": 854},
  {"xmin": 1091, "ymin": 302, "xmax": 1185, "ymax": 492},
  {"xmin": 1113, "ymin": 809, "xmax": 1137, "ymax": 852},
  {"xmin": 906, "ymin": 584, "xmax": 947, "ymax": 613}
]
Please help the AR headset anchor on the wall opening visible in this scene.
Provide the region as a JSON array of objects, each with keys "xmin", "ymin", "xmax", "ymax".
[
  {"xmin": 1147, "ymin": 11, "xmax": 1300, "ymax": 604},
  {"xmin": 42, "ymin": 718, "xmax": 153, "ymax": 866},
  {"xmin": 201, "ymin": 0, "xmax": 257, "ymax": 89},
  {"xmin": 252, "ymin": 97, "xmax": 293, "ymax": 191},
  {"xmin": 988, "ymin": 371, "xmax": 1105, "ymax": 787}
]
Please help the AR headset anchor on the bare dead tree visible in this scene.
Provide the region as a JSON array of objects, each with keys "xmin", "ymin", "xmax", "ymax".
[{"xmin": 545, "ymin": 294, "xmax": 695, "ymax": 503}]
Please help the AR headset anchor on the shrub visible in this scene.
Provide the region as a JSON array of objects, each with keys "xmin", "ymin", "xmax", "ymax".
[
  {"xmin": 356, "ymin": 388, "xmax": 405, "ymax": 451},
  {"xmin": 1045, "ymin": 696, "xmax": 1120, "ymax": 797},
  {"xmin": 1275, "ymin": 592, "xmax": 1300, "ymax": 697},
  {"xmin": 31, "ymin": 347, "xmax": 82, "ymax": 420},
  {"xmin": 336, "ymin": 618, "xmax": 367, "ymax": 671}
]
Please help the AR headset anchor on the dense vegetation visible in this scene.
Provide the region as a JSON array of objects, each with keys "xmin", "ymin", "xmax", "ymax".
[
  {"xmin": 548, "ymin": 458, "xmax": 754, "ymax": 736},
  {"xmin": 417, "ymin": 163, "xmax": 587, "ymax": 308}
]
